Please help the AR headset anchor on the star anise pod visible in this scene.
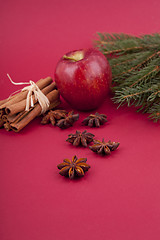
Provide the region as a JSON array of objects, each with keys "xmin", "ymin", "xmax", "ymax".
[
  {"xmin": 82, "ymin": 112, "xmax": 107, "ymax": 127},
  {"xmin": 89, "ymin": 139, "xmax": 120, "ymax": 155},
  {"xmin": 66, "ymin": 130, "xmax": 95, "ymax": 147},
  {"xmin": 57, "ymin": 155, "xmax": 90, "ymax": 179},
  {"xmin": 106, "ymin": 140, "xmax": 120, "ymax": 151},
  {"xmin": 41, "ymin": 109, "xmax": 67, "ymax": 125},
  {"xmin": 56, "ymin": 111, "xmax": 79, "ymax": 129}
]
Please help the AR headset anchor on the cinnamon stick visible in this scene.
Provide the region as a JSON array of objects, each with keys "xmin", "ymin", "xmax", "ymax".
[
  {"xmin": 0, "ymin": 94, "xmax": 18, "ymax": 107},
  {"xmin": 48, "ymin": 99, "xmax": 61, "ymax": 111},
  {"xmin": 0, "ymin": 99, "xmax": 8, "ymax": 106},
  {"xmin": 10, "ymin": 89, "xmax": 60, "ymax": 132},
  {"xmin": 5, "ymin": 82, "xmax": 56, "ymax": 115},
  {"xmin": 2, "ymin": 114, "xmax": 19, "ymax": 123},
  {"xmin": 0, "ymin": 76, "xmax": 53, "ymax": 110}
]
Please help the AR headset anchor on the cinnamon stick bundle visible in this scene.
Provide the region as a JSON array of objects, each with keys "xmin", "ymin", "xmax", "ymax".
[
  {"xmin": 5, "ymin": 82, "xmax": 56, "ymax": 115},
  {"xmin": 0, "ymin": 77, "xmax": 53, "ymax": 110},
  {"xmin": 0, "ymin": 77, "xmax": 60, "ymax": 132}
]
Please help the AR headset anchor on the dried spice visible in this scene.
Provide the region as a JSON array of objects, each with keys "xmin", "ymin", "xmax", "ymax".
[
  {"xmin": 89, "ymin": 139, "xmax": 120, "ymax": 155},
  {"xmin": 106, "ymin": 140, "xmax": 120, "ymax": 151},
  {"xmin": 4, "ymin": 122, "xmax": 11, "ymax": 131},
  {"xmin": 41, "ymin": 109, "xmax": 67, "ymax": 125},
  {"xmin": 66, "ymin": 130, "xmax": 95, "ymax": 147},
  {"xmin": 57, "ymin": 111, "xmax": 79, "ymax": 129},
  {"xmin": 82, "ymin": 112, "xmax": 107, "ymax": 127},
  {"xmin": 57, "ymin": 155, "xmax": 90, "ymax": 179},
  {"xmin": 0, "ymin": 77, "xmax": 60, "ymax": 132}
]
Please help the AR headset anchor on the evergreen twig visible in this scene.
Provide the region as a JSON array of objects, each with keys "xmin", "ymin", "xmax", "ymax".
[{"xmin": 95, "ymin": 33, "xmax": 160, "ymax": 122}]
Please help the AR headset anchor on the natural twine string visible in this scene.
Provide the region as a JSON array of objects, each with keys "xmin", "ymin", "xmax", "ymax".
[{"xmin": 7, "ymin": 74, "xmax": 50, "ymax": 114}]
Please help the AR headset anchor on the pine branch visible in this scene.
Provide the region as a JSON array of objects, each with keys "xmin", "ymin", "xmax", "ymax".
[
  {"xmin": 95, "ymin": 33, "xmax": 160, "ymax": 122},
  {"xmin": 148, "ymin": 102, "xmax": 160, "ymax": 122}
]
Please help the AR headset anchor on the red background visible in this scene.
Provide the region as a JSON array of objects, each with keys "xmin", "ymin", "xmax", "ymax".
[{"xmin": 0, "ymin": 1, "xmax": 160, "ymax": 240}]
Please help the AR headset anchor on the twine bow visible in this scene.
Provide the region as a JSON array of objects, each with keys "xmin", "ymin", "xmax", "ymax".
[{"xmin": 7, "ymin": 74, "xmax": 50, "ymax": 114}]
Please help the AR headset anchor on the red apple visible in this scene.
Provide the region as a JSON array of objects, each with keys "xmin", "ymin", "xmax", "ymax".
[{"xmin": 54, "ymin": 48, "xmax": 112, "ymax": 111}]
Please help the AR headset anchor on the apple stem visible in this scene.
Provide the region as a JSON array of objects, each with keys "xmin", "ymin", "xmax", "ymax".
[{"xmin": 63, "ymin": 55, "xmax": 77, "ymax": 62}]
